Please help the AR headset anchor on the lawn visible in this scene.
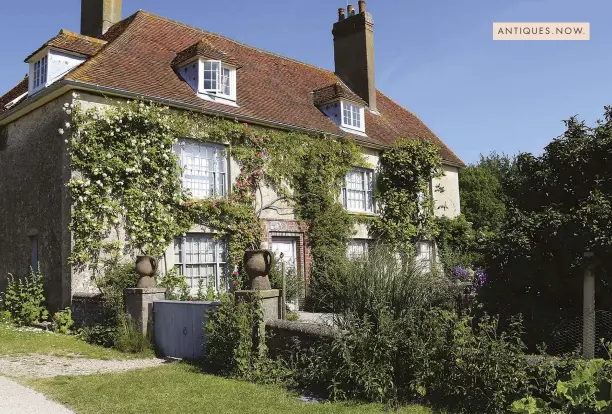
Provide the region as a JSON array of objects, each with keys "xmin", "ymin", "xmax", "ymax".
[
  {"xmin": 28, "ymin": 363, "xmax": 433, "ymax": 414},
  {"xmin": 0, "ymin": 323, "xmax": 149, "ymax": 359}
]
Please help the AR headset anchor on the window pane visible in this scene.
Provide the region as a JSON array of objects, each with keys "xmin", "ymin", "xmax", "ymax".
[
  {"xmin": 348, "ymin": 240, "xmax": 368, "ymax": 260},
  {"xmin": 181, "ymin": 142, "xmax": 227, "ymax": 199},
  {"xmin": 177, "ymin": 235, "xmax": 227, "ymax": 291},
  {"xmin": 342, "ymin": 168, "xmax": 373, "ymax": 213}
]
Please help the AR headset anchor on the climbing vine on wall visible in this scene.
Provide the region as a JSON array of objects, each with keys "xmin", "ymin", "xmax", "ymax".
[
  {"xmin": 63, "ymin": 97, "xmax": 363, "ymax": 289},
  {"xmin": 370, "ymin": 138, "xmax": 444, "ymax": 251}
]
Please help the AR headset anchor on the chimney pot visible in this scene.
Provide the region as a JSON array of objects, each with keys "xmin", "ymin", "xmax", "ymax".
[
  {"xmin": 347, "ymin": 4, "xmax": 355, "ymax": 16},
  {"xmin": 358, "ymin": 0, "xmax": 366, "ymax": 14},
  {"xmin": 338, "ymin": 8, "xmax": 345, "ymax": 21}
]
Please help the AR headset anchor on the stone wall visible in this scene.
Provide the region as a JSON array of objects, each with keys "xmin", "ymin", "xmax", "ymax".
[
  {"xmin": 264, "ymin": 319, "xmax": 337, "ymax": 358},
  {"xmin": 0, "ymin": 93, "xmax": 72, "ymax": 312},
  {"xmin": 71, "ymin": 292, "xmax": 107, "ymax": 328}
]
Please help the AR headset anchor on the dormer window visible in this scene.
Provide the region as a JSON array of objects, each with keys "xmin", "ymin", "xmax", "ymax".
[
  {"xmin": 313, "ymin": 83, "xmax": 367, "ymax": 135},
  {"xmin": 32, "ymin": 56, "xmax": 48, "ymax": 92},
  {"xmin": 173, "ymin": 40, "xmax": 240, "ymax": 106},
  {"xmin": 27, "ymin": 49, "xmax": 86, "ymax": 96}
]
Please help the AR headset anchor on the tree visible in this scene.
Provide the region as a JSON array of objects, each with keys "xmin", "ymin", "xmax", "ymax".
[
  {"xmin": 459, "ymin": 153, "xmax": 512, "ymax": 232},
  {"xmin": 482, "ymin": 108, "xmax": 612, "ymax": 351}
]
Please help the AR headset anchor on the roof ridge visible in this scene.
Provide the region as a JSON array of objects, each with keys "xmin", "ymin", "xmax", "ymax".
[
  {"xmin": 136, "ymin": 10, "xmax": 336, "ymax": 75},
  {"xmin": 58, "ymin": 29, "xmax": 107, "ymax": 44}
]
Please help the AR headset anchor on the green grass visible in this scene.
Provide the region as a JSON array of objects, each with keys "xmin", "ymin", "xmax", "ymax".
[
  {"xmin": 0, "ymin": 323, "xmax": 150, "ymax": 360},
  {"xmin": 27, "ymin": 363, "xmax": 433, "ymax": 414}
]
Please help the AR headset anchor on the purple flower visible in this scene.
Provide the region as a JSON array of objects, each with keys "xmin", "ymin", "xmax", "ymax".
[{"xmin": 451, "ymin": 265, "xmax": 470, "ymax": 282}]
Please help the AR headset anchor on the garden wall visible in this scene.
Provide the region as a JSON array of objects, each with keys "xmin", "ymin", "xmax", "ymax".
[{"xmin": 264, "ymin": 319, "xmax": 337, "ymax": 358}]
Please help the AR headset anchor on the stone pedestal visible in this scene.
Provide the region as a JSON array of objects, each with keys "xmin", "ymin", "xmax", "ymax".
[
  {"xmin": 124, "ymin": 288, "xmax": 166, "ymax": 337},
  {"xmin": 235, "ymin": 289, "xmax": 280, "ymax": 321}
]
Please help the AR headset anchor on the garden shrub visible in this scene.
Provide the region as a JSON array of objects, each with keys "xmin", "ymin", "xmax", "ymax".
[
  {"xmin": 114, "ymin": 312, "xmax": 151, "ymax": 354},
  {"xmin": 52, "ymin": 307, "xmax": 74, "ymax": 334},
  {"xmin": 2, "ymin": 269, "xmax": 48, "ymax": 326},
  {"xmin": 78, "ymin": 262, "xmax": 139, "ymax": 348},
  {"xmin": 511, "ymin": 354, "xmax": 612, "ymax": 413}
]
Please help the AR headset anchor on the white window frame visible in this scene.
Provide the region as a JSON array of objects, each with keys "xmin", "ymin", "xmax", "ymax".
[
  {"xmin": 342, "ymin": 167, "xmax": 374, "ymax": 213},
  {"xmin": 347, "ymin": 239, "xmax": 370, "ymax": 261},
  {"xmin": 174, "ymin": 234, "xmax": 227, "ymax": 292},
  {"xmin": 178, "ymin": 140, "xmax": 228, "ymax": 200},
  {"xmin": 199, "ymin": 60, "xmax": 236, "ymax": 101},
  {"xmin": 340, "ymin": 101, "xmax": 365, "ymax": 133},
  {"xmin": 416, "ymin": 241, "xmax": 433, "ymax": 272},
  {"xmin": 30, "ymin": 55, "xmax": 48, "ymax": 94}
]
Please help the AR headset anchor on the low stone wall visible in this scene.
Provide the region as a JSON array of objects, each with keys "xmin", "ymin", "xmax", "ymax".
[
  {"xmin": 71, "ymin": 292, "xmax": 106, "ymax": 328},
  {"xmin": 265, "ymin": 319, "xmax": 338, "ymax": 358}
]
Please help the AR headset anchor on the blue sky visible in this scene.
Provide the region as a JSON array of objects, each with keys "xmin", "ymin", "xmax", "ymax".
[{"xmin": 1, "ymin": 0, "xmax": 610, "ymax": 164}]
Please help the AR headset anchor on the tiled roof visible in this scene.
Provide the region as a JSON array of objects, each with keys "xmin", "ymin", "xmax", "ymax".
[
  {"xmin": 1, "ymin": 10, "xmax": 463, "ymax": 165},
  {"xmin": 312, "ymin": 82, "xmax": 366, "ymax": 107},
  {"xmin": 172, "ymin": 39, "xmax": 240, "ymax": 68},
  {"xmin": 0, "ymin": 77, "xmax": 28, "ymax": 111},
  {"xmin": 24, "ymin": 29, "xmax": 106, "ymax": 62}
]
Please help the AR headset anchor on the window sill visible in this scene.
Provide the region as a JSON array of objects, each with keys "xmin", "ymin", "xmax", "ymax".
[
  {"xmin": 339, "ymin": 126, "xmax": 367, "ymax": 137},
  {"xmin": 197, "ymin": 92, "xmax": 239, "ymax": 107},
  {"xmin": 346, "ymin": 210, "xmax": 378, "ymax": 218}
]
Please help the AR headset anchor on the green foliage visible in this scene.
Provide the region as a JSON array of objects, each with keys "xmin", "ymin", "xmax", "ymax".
[
  {"xmin": 370, "ymin": 139, "xmax": 443, "ymax": 251},
  {"xmin": 67, "ymin": 98, "xmax": 361, "ymax": 294},
  {"xmin": 434, "ymin": 215, "xmax": 487, "ymax": 270},
  {"xmin": 66, "ymin": 100, "xmax": 192, "ymax": 269},
  {"xmin": 204, "ymin": 294, "xmax": 264, "ymax": 378},
  {"xmin": 459, "ymin": 152, "xmax": 512, "ymax": 232},
  {"xmin": 157, "ymin": 268, "xmax": 190, "ymax": 301},
  {"xmin": 114, "ymin": 313, "xmax": 151, "ymax": 354},
  {"xmin": 78, "ymin": 262, "xmax": 139, "ymax": 348},
  {"xmin": 511, "ymin": 355, "xmax": 612, "ymax": 413},
  {"xmin": 77, "ymin": 324, "xmax": 118, "ymax": 348},
  {"xmin": 2, "ymin": 269, "xmax": 48, "ymax": 326},
  {"xmin": 52, "ymin": 307, "xmax": 74, "ymax": 334},
  {"xmin": 482, "ymin": 108, "xmax": 612, "ymax": 350},
  {"xmin": 317, "ymin": 244, "xmax": 452, "ymax": 317}
]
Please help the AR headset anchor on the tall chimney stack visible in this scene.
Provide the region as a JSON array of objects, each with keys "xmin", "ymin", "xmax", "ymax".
[
  {"xmin": 332, "ymin": 0, "xmax": 376, "ymax": 111},
  {"xmin": 347, "ymin": 4, "xmax": 355, "ymax": 16},
  {"xmin": 338, "ymin": 8, "xmax": 345, "ymax": 21},
  {"xmin": 81, "ymin": 0, "xmax": 122, "ymax": 38}
]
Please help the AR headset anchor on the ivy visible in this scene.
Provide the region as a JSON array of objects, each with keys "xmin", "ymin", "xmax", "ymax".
[
  {"xmin": 64, "ymin": 97, "xmax": 362, "ymax": 291},
  {"xmin": 370, "ymin": 138, "xmax": 443, "ymax": 251}
]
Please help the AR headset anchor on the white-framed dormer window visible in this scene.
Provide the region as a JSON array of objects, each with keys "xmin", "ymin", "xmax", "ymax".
[
  {"xmin": 32, "ymin": 55, "xmax": 48, "ymax": 92},
  {"xmin": 199, "ymin": 60, "xmax": 236, "ymax": 101},
  {"xmin": 341, "ymin": 101, "xmax": 365, "ymax": 133},
  {"xmin": 178, "ymin": 140, "xmax": 228, "ymax": 199},
  {"xmin": 342, "ymin": 167, "xmax": 374, "ymax": 213}
]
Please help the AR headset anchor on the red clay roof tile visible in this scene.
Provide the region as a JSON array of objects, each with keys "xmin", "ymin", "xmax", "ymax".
[
  {"xmin": 2, "ymin": 10, "xmax": 463, "ymax": 165},
  {"xmin": 24, "ymin": 29, "xmax": 106, "ymax": 62}
]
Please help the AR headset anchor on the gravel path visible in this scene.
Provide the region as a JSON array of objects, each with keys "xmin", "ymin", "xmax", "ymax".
[
  {"xmin": 0, "ymin": 354, "xmax": 168, "ymax": 379},
  {"xmin": 0, "ymin": 376, "xmax": 74, "ymax": 413}
]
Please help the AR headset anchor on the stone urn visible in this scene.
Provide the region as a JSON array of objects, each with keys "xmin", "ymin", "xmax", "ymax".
[
  {"xmin": 243, "ymin": 249, "xmax": 272, "ymax": 290},
  {"xmin": 136, "ymin": 255, "xmax": 158, "ymax": 288}
]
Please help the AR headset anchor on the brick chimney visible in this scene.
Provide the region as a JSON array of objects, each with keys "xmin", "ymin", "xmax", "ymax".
[
  {"xmin": 81, "ymin": 0, "xmax": 122, "ymax": 38},
  {"xmin": 332, "ymin": 0, "xmax": 376, "ymax": 111}
]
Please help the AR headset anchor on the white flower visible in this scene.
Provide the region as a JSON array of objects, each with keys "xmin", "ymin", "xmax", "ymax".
[
  {"xmin": 107, "ymin": 153, "xmax": 112, "ymax": 159},
  {"xmin": 66, "ymin": 110, "xmax": 72, "ymax": 115},
  {"xmin": 64, "ymin": 103, "xmax": 70, "ymax": 108},
  {"xmin": 102, "ymin": 173, "xmax": 107, "ymax": 178},
  {"xmin": 64, "ymin": 139, "xmax": 69, "ymax": 144},
  {"xmin": 58, "ymin": 128, "xmax": 64, "ymax": 135},
  {"xmin": 72, "ymin": 92, "xmax": 78, "ymax": 98},
  {"xmin": 65, "ymin": 122, "xmax": 71, "ymax": 128}
]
